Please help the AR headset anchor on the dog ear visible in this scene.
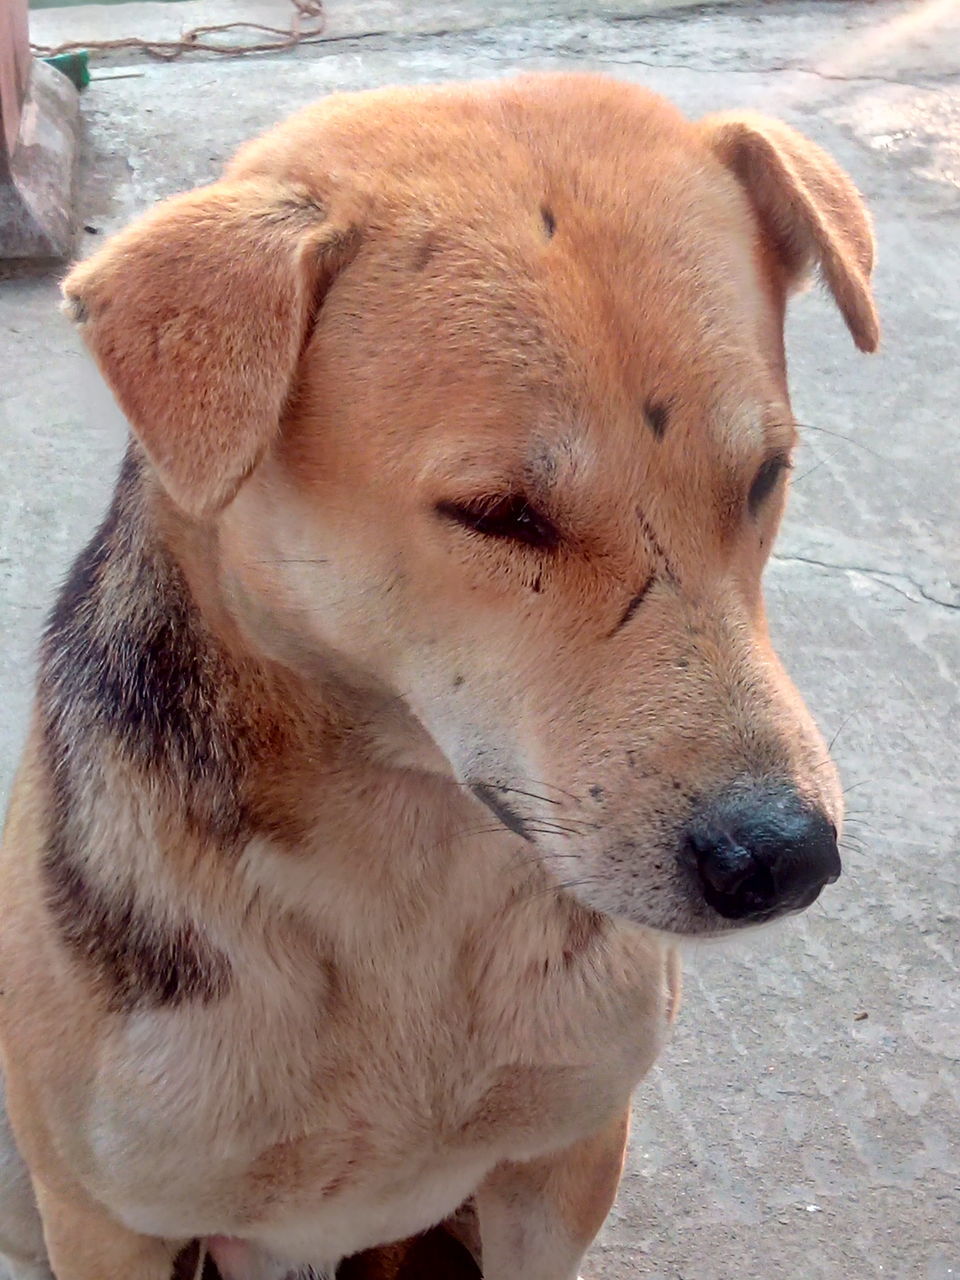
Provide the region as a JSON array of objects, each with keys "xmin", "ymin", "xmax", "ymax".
[
  {"xmin": 62, "ymin": 180, "xmax": 355, "ymax": 517},
  {"xmin": 702, "ymin": 113, "xmax": 879, "ymax": 353}
]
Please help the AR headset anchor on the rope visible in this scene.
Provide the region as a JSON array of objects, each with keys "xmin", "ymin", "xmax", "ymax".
[{"xmin": 30, "ymin": 0, "xmax": 325, "ymax": 62}]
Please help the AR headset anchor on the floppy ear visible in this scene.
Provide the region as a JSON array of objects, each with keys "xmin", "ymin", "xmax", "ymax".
[
  {"xmin": 702, "ymin": 112, "xmax": 879, "ymax": 353},
  {"xmin": 62, "ymin": 179, "xmax": 354, "ymax": 517}
]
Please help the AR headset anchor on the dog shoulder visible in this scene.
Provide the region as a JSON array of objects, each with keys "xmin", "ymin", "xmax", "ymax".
[{"xmin": 25, "ymin": 449, "xmax": 236, "ymax": 1013}]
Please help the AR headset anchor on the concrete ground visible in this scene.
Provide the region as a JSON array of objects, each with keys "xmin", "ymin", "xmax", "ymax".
[{"xmin": 2, "ymin": 1, "xmax": 959, "ymax": 1276}]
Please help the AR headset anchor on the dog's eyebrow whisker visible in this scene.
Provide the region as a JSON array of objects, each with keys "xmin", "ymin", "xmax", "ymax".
[
  {"xmin": 792, "ymin": 421, "xmax": 884, "ymax": 460},
  {"xmin": 792, "ymin": 458, "xmax": 832, "ymax": 485}
]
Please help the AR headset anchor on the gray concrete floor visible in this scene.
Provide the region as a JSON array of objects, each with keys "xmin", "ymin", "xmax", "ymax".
[{"xmin": 2, "ymin": 2, "xmax": 959, "ymax": 1277}]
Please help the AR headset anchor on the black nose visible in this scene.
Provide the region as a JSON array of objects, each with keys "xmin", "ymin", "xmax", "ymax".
[{"xmin": 681, "ymin": 785, "xmax": 841, "ymax": 922}]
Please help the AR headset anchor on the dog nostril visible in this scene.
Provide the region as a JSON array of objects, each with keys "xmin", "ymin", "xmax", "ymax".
[
  {"xmin": 688, "ymin": 834, "xmax": 753, "ymax": 897},
  {"xmin": 686, "ymin": 833, "xmax": 777, "ymax": 919},
  {"xmin": 683, "ymin": 787, "xmax": 841, "ymax": 923}
]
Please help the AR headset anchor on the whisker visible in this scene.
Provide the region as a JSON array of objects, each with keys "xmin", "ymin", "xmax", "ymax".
[
  {"xmin": 451, "ymin": 824, "xmax": 587, "ymax": 844},
  {"xmin": 519, "ymin": 876, "xmax": 603, "ymax": 904},
  {"xmin": 793, "ymin": 421, "xmax": 883, "ymax": 459},
  {"xmin": 792, "ymin": 457, "xmax": 832, "ymax": 485},
  {"xmin": 491, "ymin": 784, "xmax": 563, "ymax": 808},
  {"xmin": 828, "ymin": 713, "xmax": 858, "ymax": 753},
  {"xmin": 513, "ymin": 777, "xmax": 585, "ymax": 805},
  {"xmin": 842, "ymin": 780, "xmax": 873, "ymax": 796},
  {"xmin": 252, "ymin": 558, "xmax": 331, "ymax": 566}
]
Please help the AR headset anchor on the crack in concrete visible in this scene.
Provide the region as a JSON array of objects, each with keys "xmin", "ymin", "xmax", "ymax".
[
  {"xmin": 349, "ymin": 28, "xmax": 959, "ymax": 96},
  {"xmin": 556, "ymin": 54, "xmax": 956, "ymax": 91},
  {"xmin": 774, "ymin": 554, "xmax": 959, "ymax": 612}
]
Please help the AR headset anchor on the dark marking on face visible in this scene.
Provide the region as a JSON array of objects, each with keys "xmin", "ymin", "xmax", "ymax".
[
  {"xmin": 471, "ymin": 784, "xmax": 532, "ymax": 841},
  {"xmin": 609, "ymin": 575, "xmax": 655, "ymax": 637},
  {"xmin": 645, "ymin": 400, "xmax": 670, "ymax": 439},
  {"xmin": 452, "ymin": 674, "xmax": 465, "ymax": 689},
  {"xmin": 411, "ymin": 234, "xmax": 439, "ymax": 272},
  {"xmin": 540, "ymin": 205, "xmax": 556, "ymax": 239},
  {"xmin": 637, "ymin": 512, "xmax": 679, "ymax": 584},
  {"xmin": 626, "ymin": 751, "xmax": 637, "ymax": 770},
  {"xmin": 589, "ymin": 784, "xmax": 604, "ymax": 801}
]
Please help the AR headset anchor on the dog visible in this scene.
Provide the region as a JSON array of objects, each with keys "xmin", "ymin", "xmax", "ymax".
[{"xmin": 0, "ymin": 73, "xmax": 877, "ymax": 1280}]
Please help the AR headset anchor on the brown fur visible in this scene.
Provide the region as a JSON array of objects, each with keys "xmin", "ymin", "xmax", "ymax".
[{"xmin": 0, "ymin": 74, "xmax": 875, "ymax": 1280}]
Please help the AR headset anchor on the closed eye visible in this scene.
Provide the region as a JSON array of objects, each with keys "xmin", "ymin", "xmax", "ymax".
[
  {"xmin": 436, "ymin": 494, "xmax": 559, "ymax": 550},
  {"xmin": 748, "ymin": 451, "xmax": 792, "ymax": 516}
]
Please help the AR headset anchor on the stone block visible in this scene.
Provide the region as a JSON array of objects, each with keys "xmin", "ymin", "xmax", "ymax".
[{"xmin": 0, "ymin": 59, "xmax": 79, "ymax": 259}]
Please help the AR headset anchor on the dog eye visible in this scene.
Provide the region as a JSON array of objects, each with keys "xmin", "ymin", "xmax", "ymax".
[
  {"xmin": 436, "ymin": 495, "xmax": 559, "ymax": 550},
  {"xmin": 748, "ymin": 452, "xmax": 792, "ymax": 516}
]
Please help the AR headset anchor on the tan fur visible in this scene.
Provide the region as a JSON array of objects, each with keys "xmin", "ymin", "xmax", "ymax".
[
  {"xmin": 703, "ymin": 111, "xmax": 878, "ymax": 352},
  {"xmin": 0, "ymin": 74, "xmax": 875, "ymax": 1280}
]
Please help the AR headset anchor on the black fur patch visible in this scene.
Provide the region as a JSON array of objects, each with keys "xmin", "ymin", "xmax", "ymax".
[
  {"xmin": 39, "ymin": 448, "xmax": 236, "ymax": 1010},
  {"xmin": 43, "ymin": 822, "xmax": 229, "ymax": 1012},
  {"xmin": 42, "ymin": 451, "xmax": 245, "ymax": 829}
]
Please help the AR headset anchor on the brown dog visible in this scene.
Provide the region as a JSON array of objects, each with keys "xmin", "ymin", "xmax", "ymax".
[{"xmin": 0, "ymin": 74, "xmax": 876, "ymax": 1280}]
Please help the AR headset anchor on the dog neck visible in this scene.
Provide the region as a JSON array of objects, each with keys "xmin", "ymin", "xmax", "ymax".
[
  {"xmin": 36, "ymin": 448, "xmax": 547, "ymax": 998},
  {"xmin": 45, "ymin": 445, "xmax": 464, "ymax": 822}
]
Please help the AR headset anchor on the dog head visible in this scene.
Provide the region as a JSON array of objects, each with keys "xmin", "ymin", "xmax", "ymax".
[{"xmin": 63, "ymin": 75, "xmax": 877, "ymax": 935}]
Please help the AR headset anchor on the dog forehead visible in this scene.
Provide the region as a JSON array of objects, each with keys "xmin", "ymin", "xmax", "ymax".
[
  {"xmin": 229, "ymin": 74, "xmax": 699, "ymax": 192},
  {"xmin": 271, "ymin": 78, "xmax": 783, "ymax": 476},
  {"xmin": 233, "ymin": 74, "xmax": 763, "ymax": 336}
]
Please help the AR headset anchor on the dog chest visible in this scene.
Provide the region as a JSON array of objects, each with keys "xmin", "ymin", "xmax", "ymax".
[{"xmin": 90, "ymin": 921, "xmax": 671, "ymax": 1246}]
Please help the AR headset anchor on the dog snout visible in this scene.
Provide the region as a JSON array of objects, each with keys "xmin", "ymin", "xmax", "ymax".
[{"xmin": 681, "ymin": 785, "xmax": 841, "ymax": 922}]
